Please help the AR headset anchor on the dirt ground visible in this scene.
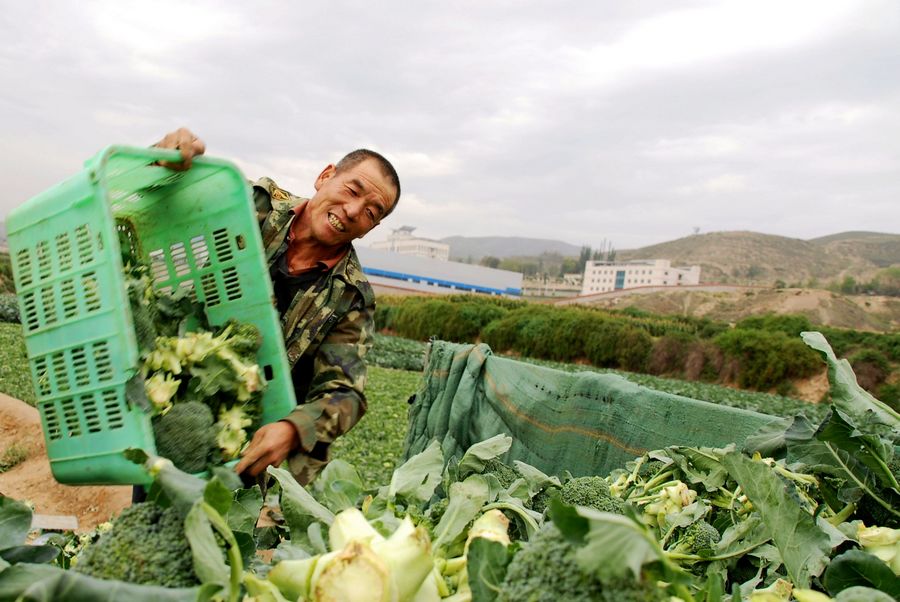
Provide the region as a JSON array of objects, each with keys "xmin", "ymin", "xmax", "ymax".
[{"xmin": 0, "ymin": 393, "xmax": 131, "ymax": 532}]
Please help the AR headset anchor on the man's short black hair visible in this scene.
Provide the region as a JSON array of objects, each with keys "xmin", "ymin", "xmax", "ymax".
[{"xmin": 335, "ymin": 149, "xmax": 401, "ymax": 216}]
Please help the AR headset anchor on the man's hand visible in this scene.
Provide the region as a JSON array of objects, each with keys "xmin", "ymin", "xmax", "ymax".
[
  {"xmin": 153, "ymin": 127, "xmax": 206, "ymax": 170},
  {"xmin": 235, "ymin": 420, "xmax": 300, "ymax": 477}
]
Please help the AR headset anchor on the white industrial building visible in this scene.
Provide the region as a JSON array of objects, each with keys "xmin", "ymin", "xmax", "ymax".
[
  {"xmin": 356, "ymin": 246, "xmax": 522, "ymax": 297},
  {"xmin": 370, "ymin": 226, "xmax": 450, "ymax": 261},
  {"xmin": 581, "ymin": 259, "xmax": 701, "ymax": 295}
]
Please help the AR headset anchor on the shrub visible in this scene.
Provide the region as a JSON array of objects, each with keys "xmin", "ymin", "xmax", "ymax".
[
  {"xmin": 877, "ymin": 383, "xmax": 900, "ymax": 413},
  {"xmin": 683, "ymin": 340, "xmax": 725, "ymax": 382},
  {"xmin": 736, "ymin": 313, "xmax": 812, "ymax": 337},
  {"xmin": 714, "ymin": 328, "xmax": 820, "ymax": 390},
  {"xmin": 583, "ymin": 320, "xmax": 624, "ymax": 368},
  {"xmin": 615, "ymin": 326, "xmax": 653, "ymax": 372},
  {"xmin": 647, "ymin": 333, "xmax": 696, "ymax": 375},
  {"xmin": 850, "ymin": 349, "xmax": 890, "ymax": 392},
  {"xmin": 0, "ymin": 293, "xmax": 20, "ymax": 323}
]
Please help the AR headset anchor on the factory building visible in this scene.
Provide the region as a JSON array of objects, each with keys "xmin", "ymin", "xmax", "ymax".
[{"xmin": 356, "ymin": 246, "xmax": 522, "ymax": 297}]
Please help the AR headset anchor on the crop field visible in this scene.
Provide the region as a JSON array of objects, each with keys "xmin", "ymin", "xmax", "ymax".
[{"xmin": 0, "ymin": 322, "xmax": 34, "ymax": 404}]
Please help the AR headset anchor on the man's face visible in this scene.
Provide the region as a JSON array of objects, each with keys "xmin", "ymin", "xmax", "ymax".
[{"xmin": 306, "ymin": 158, "xmax": 397, "ymax": 247}]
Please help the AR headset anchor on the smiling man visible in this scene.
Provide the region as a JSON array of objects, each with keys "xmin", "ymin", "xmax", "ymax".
[{"xmin": 155, "ymin": 128, "xmax": 400, "ymax": 485}]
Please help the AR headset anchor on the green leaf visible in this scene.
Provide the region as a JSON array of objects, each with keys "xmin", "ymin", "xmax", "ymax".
[
  {"xmin": 313, "ymin": 459, "xmax": 364, "ymax": 512},
  {"xmin": 721, "ymin": 452, "xmax": 831, "ymax": 589},
  {"xmin": 267, "ymin": 466, "xmax": 334, "ymax": 534},
  {"xmin": 0, "ymin": 545, "xmax": 59, "ymax": 565},
  {"xmin": 432, "ymin": 474, "xmax": 491, "ymax": 550},
  {"xmin": 0, "ymin": 496, "xmax": 32, "ymax": 549},
  {"xmin": 801, "ymin": 331, "xmax": 900, "ymax": 427},
  {"xmin": 203, "ymin": 477, "xmax": 234, "ymax": 517},
  {"xmin": 226, "ymin": 486, "xmax": 264, "ymax": 536},
  {"xmin": 512, "ymin": 461, "xmax": 561, "ymax": 494},
  {"xmin": 822, "ymin": 549, "xmax": 900, "ymax": 599},
  {"xmin": 818, "ymin": 409, "xmax": 899, "ymax": 493},
  {"xmin": 550, "ymin": 498, "xmax": 676, "ymax": 582},
  {"xmin": 457, "ymin": 434, "xmax": 513, "ymax": 478},
  {"xmin": 388, "ymin": 439, "xmax": 443, "ymax": 503},
  {"xmin": 0, "ymin": 563, "xmax": 200, "ymax": 601},
  {"xmin": 667, "ymin": 446, "xmax": 731, "ymax": 492},
  {"xmin": 185, "ymin": 503, "xmax": 229, "ymax": 586},
  {"xmin": 467, "ymin": 538, "xmax": 513, "ymax": 602},
  {"xmin": 785, "ymin": 412, "xmax": 900, "ymax": 521},
  {"xmin": 833, "ymin": 585, "xmax": 895, "ymax": 601},
  {"xmin": 188, "ymin": 355, "xmax": 237, "ymax": 398},
  {"xmin": 743, "ymin": 416, "xmax": 793, "ymax": 458}
]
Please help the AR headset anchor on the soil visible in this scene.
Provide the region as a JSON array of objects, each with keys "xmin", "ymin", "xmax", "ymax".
[{"xmin": 0, "ymin": 393, "xmax": 131, "ymax": 532}]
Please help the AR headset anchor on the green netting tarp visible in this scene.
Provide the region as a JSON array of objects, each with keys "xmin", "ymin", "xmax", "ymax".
[{"xmin": 403, "ymin": 340, "xmax": 785, "ymax": 477}]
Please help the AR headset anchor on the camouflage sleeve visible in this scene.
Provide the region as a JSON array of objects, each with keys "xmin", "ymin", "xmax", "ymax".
[{"xmin": 280, "ymin": 296, "xmax": 375, "ymax": 454}]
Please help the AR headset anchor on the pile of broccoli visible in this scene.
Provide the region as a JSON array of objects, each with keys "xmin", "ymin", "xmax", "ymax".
[{"xmin": 74, "ymin": 501, "xmax": 198, "ymax": 588}]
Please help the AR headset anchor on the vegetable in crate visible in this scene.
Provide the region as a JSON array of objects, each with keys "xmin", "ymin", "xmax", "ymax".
[{"xmin": 126, "ymin": 262, "xmax": 268, "ymax": 472}]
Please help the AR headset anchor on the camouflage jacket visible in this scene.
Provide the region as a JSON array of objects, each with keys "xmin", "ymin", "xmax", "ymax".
[{"xmin": 252, "ymin": 177, "xmax": 375, "ymax": 483}]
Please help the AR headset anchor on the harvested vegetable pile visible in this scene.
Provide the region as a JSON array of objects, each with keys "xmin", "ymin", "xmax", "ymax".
[
  {"xmin": 126, "ymin": 263, "xmax": 268, "ymax": 472},
  {"xmin": 0, "ymin": 333, "xmax": 898, "ymax": 601}
]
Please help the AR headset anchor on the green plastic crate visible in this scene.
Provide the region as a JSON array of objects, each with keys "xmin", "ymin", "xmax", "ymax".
[{"xmin": 6, "ymin": 146, "xmax": 297, "ymax": 485}]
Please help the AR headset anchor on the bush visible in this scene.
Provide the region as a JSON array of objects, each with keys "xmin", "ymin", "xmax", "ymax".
[
  {"xmin": 647, "ymin": 333, "xmax": 696, "ymax": 375},
  {"xmin": 877, "ymin": 383, "xmax": 900, "ymax": 413},
  {"xmin": 714, "ymin": 328, "xmax": 820, "ymax": 390},
  {"xmin": 850, "ymin": 349, "xmax": 890, "ymax": 392},
  {"xmin": 0, "ymin": 293, "xmax": 19, "ymax": 323},
  {"xmin": 683, "ymin": 340, "xmax": 725, "ymax": 382},
  {"xmin": 615, "ymin": 326, "xmax": 653, "ymax": 372},
  {"xmin": 736, "ymin": 313, "xmax": 812, "ymax": 337},
  {"xmin": 583, "ymin": 320, "xmax": 624, "ymax": 368}
]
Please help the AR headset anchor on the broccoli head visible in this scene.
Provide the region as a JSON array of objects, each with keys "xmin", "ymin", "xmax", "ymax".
[
  {"xmin": 74, "ymin": 502, "xmax": 198, "ymax": 587},
  {"xmin": 560, "ymin": 476, "xmax": 625, "ymax": 515},
  {"xmin": 152, "ymin": 401, "xmax": 217, "ymax": 473},
  {"xmin": 666, "ymin": 520, "xmax": 721, "ymax": 557},
  {"xmin": 482, "ymin": 458, "xmax": 522, "ymax": 489},
  {"xmin": 497, "ymin": 524, "xmax": 668, "ymax": 602},
  {"xmin": 217, "ymin": 319, "xmax": 263, "ymax": 356},
  {"xmin": 528, "ymin": 485, "xmax": 561, "ymax": 515}
]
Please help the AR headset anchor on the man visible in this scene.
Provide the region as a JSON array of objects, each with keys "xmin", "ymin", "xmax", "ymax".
[{"xmin": 155, "ymin": 128, "xmax": 400, "ymax": 485}]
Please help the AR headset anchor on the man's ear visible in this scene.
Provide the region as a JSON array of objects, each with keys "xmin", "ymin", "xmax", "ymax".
[{"xmin": 314, "ymin": 164, "xmax": 337, "ymax": 191}]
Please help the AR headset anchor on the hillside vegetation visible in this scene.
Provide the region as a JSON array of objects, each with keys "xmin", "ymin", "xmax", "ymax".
[{"xmin": 582, "ymin": 287, "xmax": 900, "ymax": 333}]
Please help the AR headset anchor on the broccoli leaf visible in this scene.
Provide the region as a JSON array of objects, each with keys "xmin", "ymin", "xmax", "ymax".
[
  {"xmin": 267, "ymin": 466, "xmax": 334, "ymax": 535},
  {"xmin": 467, "ymin": 537, "xmax": 514, "ymax": 602},
  {"xmin": 550, "ymin": 498, "xmax": 674, "ymax": 582},
  {"xmin": 226, "ymin": 486, "xmax": 264, "ymax": 536},
  {"xmin": 721, "ymin": 452, "xmax": 831, "ymax": 589},
  {"xmin": 822, "ymin": 549, "xmax": 900, "ymax": 599},
  {"xmin": 801, "ymin": 331, "xmax": 900, "ymax": 427},
  {"xmin": 457, "ymin": 434, "xmax": 513, "ymax": 478},
  {"xmin": 185, "ymin": 503, "xmax": 229, "ymax": 587},
  {"xmin": 0, "ymin": 545, "xmax": 59, "ymax": 565},
  {"xmin": 0, "ymin": 496, "xmax": 32, "ymax": 549},
  {"xmin": 432, "ymin": 474, "xmax": 491, "ymax": 551},
  {"xmin": 785, "ymin": 410, "xmax": 900, "ymax": 521},
  {"xmin": 388, "ymin": 439, "xmax": 443, "ymax": 504},
  {"xmin": 0, "ymin": 563, "xmax": 201, "ymax": 602},
  {"xmin": 313, "ymin": 459, "xmax": 364, "ymax": 512}
]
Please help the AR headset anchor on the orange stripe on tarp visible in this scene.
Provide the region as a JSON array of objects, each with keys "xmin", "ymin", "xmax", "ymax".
[{"xmin": 482, "ymin": 364, "xmax": 648, "ymax": 458}]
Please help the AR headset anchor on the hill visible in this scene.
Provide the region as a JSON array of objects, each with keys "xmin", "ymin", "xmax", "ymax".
[
  {"xmin": 443, "ymin": 236, "xmax": 581, "ymax": 261},
  {"xmin": 616, "ymin": 230, "xmax": 900, "ymax": 285}
]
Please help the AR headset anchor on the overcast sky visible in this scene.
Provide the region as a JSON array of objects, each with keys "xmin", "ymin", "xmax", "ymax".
[{"xmin": 2, "ymin": 1, "xmax": 898, "ymax": 250}]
